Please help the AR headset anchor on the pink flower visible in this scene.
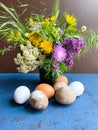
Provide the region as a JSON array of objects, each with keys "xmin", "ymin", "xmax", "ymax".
[{"xmin": 53, "ymin": 44, "xmax": 66, "ymax": 62}]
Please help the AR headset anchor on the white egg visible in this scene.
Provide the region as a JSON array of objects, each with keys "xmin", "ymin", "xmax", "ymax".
[
  {"xmin": 14, "ymin": 86, "xmax": 30, "ymax": 104},
  {"xmin": 69, "ymin": 81, "xmax": 84, "ymax": 96}
]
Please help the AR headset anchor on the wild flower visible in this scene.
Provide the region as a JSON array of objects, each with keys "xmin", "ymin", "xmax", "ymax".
[{"xmin": 0, "ymin": 0, "xmax": 98, "ymax": 80}]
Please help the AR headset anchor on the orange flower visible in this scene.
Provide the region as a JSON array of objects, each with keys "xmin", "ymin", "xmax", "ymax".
[{"xmin": 40, "ymin": 40, "xmax": 52, "ymax": 54}]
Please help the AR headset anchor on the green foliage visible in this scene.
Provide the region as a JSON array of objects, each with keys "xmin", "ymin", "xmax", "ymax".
[
  {"xmin": 0, "ymin": 2, "xmax": 26, "ymax": 39},
  {"xmin": 0, "ymin": 49, "xmax": 5, "ymax": 55},
  {"xmin": 52, "ymin": 0, "xmax": 59, "ymax": 21},
  {"xmin": 83, "ymin": 31, "xmax": 98, "ymax": 53},
  {"xmin": 60, "ymin": 62, "xmax": 69, "ymax": 73},
  {"xmin": 52, "ymin": 71, "xmax": 61, "ymax": 80},
  {"xmin": 57, "ymin": 13, "xmax": 66, "ymax": 26}
]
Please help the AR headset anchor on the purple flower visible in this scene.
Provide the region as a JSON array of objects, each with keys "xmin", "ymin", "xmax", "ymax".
[
  {"xmin": 64, "ymin": 52, "xmax": 74, "ymax": 67},
  {"xmin": 53, "ymin": 44, "xmax": 66, "ymax": 62},
  {"xmin": 53, "ymin": 62, "xmax": 60, "ymax": 71},
  {"xmin": 65, "ymin": 58, "xmax": 73, "ymax": 67},
  {"xmin": 62, "ymin": 37, "xmax": 86, "ymax": 55}
]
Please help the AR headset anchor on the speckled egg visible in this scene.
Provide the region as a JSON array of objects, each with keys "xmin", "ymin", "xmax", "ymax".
[
  {"xmin": 29, "ymin": 90, "xmax": 48, "ymax": 110},
  {"xmin": 35, "ymin": 83, "xmax": 55, "ymax": 99},
  {"xmin": 69, "ymin": 81, "xmax": 84, "ymax": 96},
  {"xmin": 14, "ymin": 86, "xmax": 30, "ymax": 104},
  {"xmin": 54, "ymin": 75, "xmax": 68, "ymax": 84},
  {"xmin": 55, "ymin": 87, "xmax": 76, "ymax": 105}
]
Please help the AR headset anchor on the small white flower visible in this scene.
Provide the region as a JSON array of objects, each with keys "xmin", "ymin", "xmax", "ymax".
[
  {"xmin": 23, "ymin": 50, "xmax": 29, "ymax": 57},
  {"xmin": 20, "ymin": 44, "xmax": 25, "ymax": 50},
  {"xmin": 81, "ymin": 26, "xmax": 87, "ymax": 32},
  {"xmin": 17, "ymin": 53, "xmax": 21, "ymax": 59},
  {"xmin": 27, "ymin": 41, "xmax": 32, "ymax": 48},
  {"xmin": 14, "ymin": 44, "xmax": 43, "ymax": 73}
]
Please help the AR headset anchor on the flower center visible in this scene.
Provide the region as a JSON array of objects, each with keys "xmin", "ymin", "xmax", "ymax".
[{"xmin": 58, "ymin": 51, "xmax": 63, "ymax": 58}]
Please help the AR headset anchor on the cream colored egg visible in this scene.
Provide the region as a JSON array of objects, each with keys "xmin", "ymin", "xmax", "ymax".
[
  {"xmin": 55, "ymin": 87, "xmax": 76, "ymax": 105},
  {"xmin": 69, "ymin": 81, "xmax": 84, "ymax": 96},
  {"xmin": 53, "ymin": 81, "xmax": 68, "ymax": 91},
  {"xmin": 29, "ymin": 90, "xmax": 48, "ymax": 110},
  {"xmin": 14, "ymin": 86, "xmax": 30, "ymax": 104}
]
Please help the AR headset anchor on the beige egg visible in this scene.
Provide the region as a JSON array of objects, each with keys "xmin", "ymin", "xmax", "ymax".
[
  {"xmin": 29, "ymin": 90, "xmax": 48, "ymax": 110},
  {"xmin": 53, "ymin": 81, "xmax": 68, "ymax": 91},
  {"xmin": 55, "ymin": 87, "xmax": 76, "ymax": 105},
  {"xmin": 54, "ymin": 75, "xmax": 68, "ymax": 84}
]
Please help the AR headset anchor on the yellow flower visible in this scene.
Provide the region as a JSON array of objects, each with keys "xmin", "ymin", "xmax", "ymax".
[
  {"xmin": 29, "ymin": 18, "xmax": 33, "ymax": 22},
  {"xmin": 51, "ymin": 16, "xmax": 55, "ymax": 21},
  {"xmin": 25, "ymin": 33, "xmax": 29, "ymax": 38},
  {"xmin": 40, "ymin": 40, "xmax": 52, "ymax": 54},
  {"xmin": 16, "ymin": 32, "xmax": 21, "ymax": 37},
  {"xmin": 45, "ymin": 17, "xmax": 50, "ymax": 23},
  {"xmin": 26, "ymin": 32, "xmax": 43, "ymax": 47},
  {"xmin": 41, "ymin": 21, "xmax": 46, "ymax": 26},
  {"xmin": 52, "ymin": 27, "xmax": 58, "ymax": 38},
  {"xmin": 66, "ymin": 14, "xmax": 77, "ymax": 26},
  {"xmin": 10, "ymin": 31, "xmax": 14, "ymax": 35}
]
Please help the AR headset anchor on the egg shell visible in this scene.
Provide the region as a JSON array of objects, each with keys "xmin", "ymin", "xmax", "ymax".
[
  {"xmin": 29, "ymin": 90, "xmax": 48, "ymax": 110},
  {"xmin": 14, "ymin": 86, "xmax": 30, "ymax": 104},
  {"xmin": 35, "ymin": 83, "xmax": 55, "ymax": 99},
  {"xmin": 54, "ymin": 81, "xmax": 68, "ymax": 91},
  {"xmin": 54, "ymin": 75, "xmax": 68, "ymax": 84},
  {"xmin": 55, "ymin": 87, "xmax": 76, "ymax": 105},
  {"xmin": 69, "ymin": 81, "xmax": 84, "ymax": 96}
]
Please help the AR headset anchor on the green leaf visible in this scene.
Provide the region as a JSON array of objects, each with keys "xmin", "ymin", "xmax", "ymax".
[
  {"xmin": 0, "ymin": 21, "xmax": 15, "ymax": 29},
  {"xmin": 0, "ymin": 50, "xmax": 5, "ymax": 55},
  {"xmin": 52, "ymin": 70, "xmax": 61, "ymax": 79},
  {"xmin": 57, "ymin": 13, "xmax": 65, "ymax": 26},
  {"xmin": 0, "ymin": 15, "xmax": 8, "ymax": 19},
  {"xmin": 0, "ymin": 2, "xmax": 18, "ymax": 22},
  {"xmin": 67, "ymin": 25, "xmax": 76, "ymax": 31},
  {"xmin": 60, "ymin": 62, "xmax": 69, "ymax": 73},
  {"xmin": 82, "ymin": 30, "xmax": 98, "ymax": 53},
  {"xmin": 16, "ymin": 0, "xmax": 23, "ymax": 5},
  {"xmin": 52, "ymin": 0, "xmax": 59, "ymax": 20},
  {"xmin": 17, "ymin": 4, "xmax": 29, "ymax": 8}
]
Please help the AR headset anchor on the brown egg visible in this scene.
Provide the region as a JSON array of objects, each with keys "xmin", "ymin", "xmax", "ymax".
[
  {"xmin": 55, "ymin": 87, "xmax": 76, "ymax": 105},
  {"xmin": 35, "ymin": 83, "xmax": 55, "ymax": 99},
  {"xmin": 54, "ymin": 75, "xmax": 68, "ymax": 84}
]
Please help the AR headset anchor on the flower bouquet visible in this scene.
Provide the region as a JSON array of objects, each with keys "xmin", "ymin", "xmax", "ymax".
[{"xmin": 0, "ymin": 0, "xmax": 98, "ymax": 83}]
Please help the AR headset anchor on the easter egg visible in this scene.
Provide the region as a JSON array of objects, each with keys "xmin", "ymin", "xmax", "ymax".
[
  {"xmin": 14, "ymin": 86, "xmax": 30, "ymax": 104},
  {"xmin": 53, "ymin": 81, "xmax": 68, "ymax": 91},
  {"xmin": 55, "ymin": 87, "xmax": 76, "ymax": 105},
  {"xmin": 29, "ymin": 90, "xmax": 48, "ymax": 110},
  {"xmin": 35, "ymin": 83, "xmax": 55, "ymax": 99},
  {"xmin": 54, "ymin": 75, "xmax": 68, "ymax": 84},
  {"xmin": 69, "ymin": 81, "xmax": 84, "ymax": 96}
]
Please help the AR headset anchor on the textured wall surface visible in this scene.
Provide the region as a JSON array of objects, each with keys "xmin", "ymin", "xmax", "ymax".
[{"xmin": 0, "ymin": 0, "xmax": 98, "ymax": 73}]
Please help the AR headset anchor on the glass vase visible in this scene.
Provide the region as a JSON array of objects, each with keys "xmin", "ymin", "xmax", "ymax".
[{"xmin": 39, "ymin": 67, "xmax": 53, "ymax": 84}]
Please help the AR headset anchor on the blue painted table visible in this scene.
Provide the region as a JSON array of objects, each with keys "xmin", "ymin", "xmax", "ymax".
[{"xmin": 0, "ymin": 73, "xmax": 98, "ymax": 130}]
